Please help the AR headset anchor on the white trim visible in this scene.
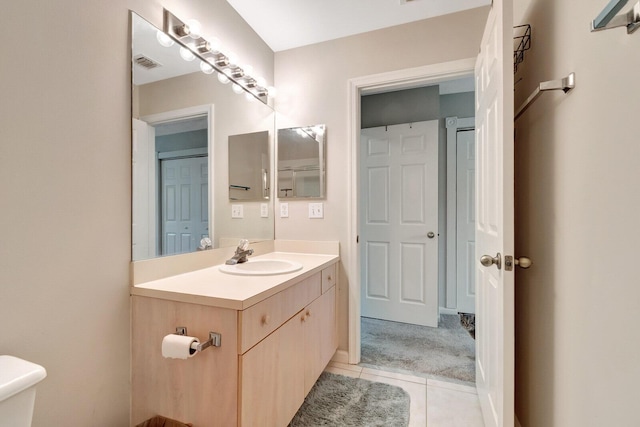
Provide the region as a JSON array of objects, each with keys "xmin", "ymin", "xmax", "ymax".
[
  {"xmin": 445, "ymin": 116, "xmax": 475, "ymax": 311},
  {"xmin": 439, "ymin": 306, "xmax": 460, "ymax": 316},
  {"xmin": 347, "ymin": 58, "xmax": 476, "ymax": 364}
]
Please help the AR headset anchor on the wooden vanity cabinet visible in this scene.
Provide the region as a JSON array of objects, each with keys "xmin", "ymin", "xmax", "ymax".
[
  {"xmin": 131, "ymin": 262, "xmax": 338, "ymax": 427},
  {"xmin": 238, "ymin": 266, "xmax": 338, "ymax": 426}
]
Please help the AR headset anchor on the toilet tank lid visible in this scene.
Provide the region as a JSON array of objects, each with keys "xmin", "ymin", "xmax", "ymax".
[{"xmin": 0, "ymin": 355, "xmax": 47, "ymax": 402}]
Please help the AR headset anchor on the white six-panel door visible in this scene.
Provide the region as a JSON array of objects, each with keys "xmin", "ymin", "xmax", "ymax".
[
  {"xmin": 475, "ymin": 0, "xmax": 515, "ymax": 425},
  {"xmin": 360, "ymin": 121, "xmax": 439, "ymax": 327},
  {"xmin": 161, "ymin": 157, "xmax": 209, "ymax": 256}
]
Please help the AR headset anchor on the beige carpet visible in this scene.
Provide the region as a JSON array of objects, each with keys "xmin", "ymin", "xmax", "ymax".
[{"xmin": 360, "ymin": 315, "xmax": 475, "ymax": 384}]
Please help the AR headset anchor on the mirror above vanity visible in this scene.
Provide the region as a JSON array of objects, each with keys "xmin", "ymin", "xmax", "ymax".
[
  {"xmin": 277, "ymin": 125, "xmax": 326, "ymax": 199},
  {"xmin": 131, "ymin": 11, "xmax": 275, "ymax": 261}
]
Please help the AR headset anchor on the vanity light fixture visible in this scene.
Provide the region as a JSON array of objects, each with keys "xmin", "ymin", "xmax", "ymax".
[{"xmin": 162, "ymin": 8, "xmax": 271, "ymax": 103}]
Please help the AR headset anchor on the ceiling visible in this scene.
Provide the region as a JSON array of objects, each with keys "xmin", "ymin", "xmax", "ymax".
[{"xmin": 225, "ymin": 0, "xmax": 491, "ymax": 52}]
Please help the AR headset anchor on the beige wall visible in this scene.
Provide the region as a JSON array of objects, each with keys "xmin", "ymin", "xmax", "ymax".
[
  {"xmin": 513, "ymin": 0, "xmax": 640, "ymax": 425},
  {"xmin": 274, "ymin": 7, "xmax": 490, "ymax": 350},
  {"xmin": 0, "ymin": 0, "xmax": 273, "ymax": 425}
]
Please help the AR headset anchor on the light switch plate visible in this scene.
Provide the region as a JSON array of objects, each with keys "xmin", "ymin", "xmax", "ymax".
[
  {"xmin": 280, "ymin": 203, "xmax": 289, "ymax": 218},
  {"xmin": 309, "ymin": 202, "xmax": 324, "ymax": 219},
  {"xmin": 231, "ymin": 204, "xmax": 243, "ymax": 218},
  {"xmin": 260, "ymin": 203, "xmax": 268, "ymax": 218}
]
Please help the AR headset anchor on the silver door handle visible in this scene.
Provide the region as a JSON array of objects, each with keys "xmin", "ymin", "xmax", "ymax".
[
  {"xmin": 480, "ymin": 253, "xmax": 502, "ymax": 270},
  {"xmin": 427, "ymin": 232, "xmax": 435, "ymax": 239}
]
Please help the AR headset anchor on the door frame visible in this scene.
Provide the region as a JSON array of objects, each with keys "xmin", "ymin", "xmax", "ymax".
[
  {"xmin": 140, "ymin": 104, "xmax": 214, "ymax": 254},
  {"xmin": 347, "ymin": 58, "xmax": 476, "ymax": 364},
  {"xmin": 445, "ymin": 116, "xmax": 475, "ymax": 312}
]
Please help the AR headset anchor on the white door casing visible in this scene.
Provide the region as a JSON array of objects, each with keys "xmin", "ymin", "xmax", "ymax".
[
  {"xmin": 360, "ymin": 121, "xmax": 439, "ymax": 327},
  {"xmin": 348, "ymin": 59, "xmax": 478, "ymax": 365},
  {"xmin": 132, "ymin": 118, "xmax": 157, "ymax": 260},
  {"xmin": 456, "ymin": 129, "xmax": 476, "ymax": 314},
  {"xmin": 475, "ymin": 0, "xmax": 515, "ymax": 425}
]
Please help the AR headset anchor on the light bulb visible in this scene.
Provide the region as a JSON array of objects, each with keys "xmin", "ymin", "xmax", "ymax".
[
  {"xmin": 232, "ymin": 83, "xmax": 244, "ymax": 94},
  {"xmin": 267, "ymin": 86, "xmax": 277, "ymax": 98},
  {"xmin": 186, "ymin": 19, "xmax": 202, "ymax": 39},
  {"xmin": 156, "ymin": 30, "xmax": 174, "ymax": 47},
  {"xmin": 245, "ymin": 92, "xmax": 255, "ymax": 101},
  {"xmin": 242, "ymin": 64, "xmax": 254, "ymax": 76},
  {"xmin": 179, "ymin": 47, "xmax": 195, "ymax": 61},
  {"xmin": 209, "ymin": 37, "xmax": 222, "ymax": 52},
  {"xmin": 227, "ymin": 52, "xmax": 239, "ymax": 67},
  {"xmin": 217, "ymin": 73, "xmax": 230, "ymax": 84},
  {"xmin": 200, "ymin": 61, "xmax": 214, "ymax": 74},
  {"xmin": 256, "ymin": 77, "xmax": 267, "ymax": 88}
]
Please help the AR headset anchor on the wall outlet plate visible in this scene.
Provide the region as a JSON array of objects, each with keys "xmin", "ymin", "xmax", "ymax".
[
  {"xmin": 231, "ymin": 204, "xmax": 244, "ymax": 218},
  {"xmin": 280, "ymin": 203, "xmax": 289, "ymax": 218},
  {"xmin": 260, "ymin": 203, "xmax": 268, "ymax": 218},
  {"xmin": 309, "ymin": 202, "xmax": 324, "ymax": 219}
]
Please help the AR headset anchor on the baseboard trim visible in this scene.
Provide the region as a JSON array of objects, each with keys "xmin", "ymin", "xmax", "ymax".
[
  {"xmin": 439, "ymin": 306, "xmax": 460, "ymax": 316},
  {"xmin": 516, "ymin": 414, "xmax": 522, "ymax": 427},
  {"xmin": 331, "ymin": 349, "xmax": 350, "ymax": 364}
]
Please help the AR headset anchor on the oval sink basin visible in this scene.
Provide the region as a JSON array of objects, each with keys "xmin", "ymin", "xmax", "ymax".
[{"xmin": 219, "ymin": 259, "xmax": 303, "ymax": 276}]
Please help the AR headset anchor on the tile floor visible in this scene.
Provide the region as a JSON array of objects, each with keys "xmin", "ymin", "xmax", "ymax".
[{"xmin": 325, "ymin": 361, "xmax": 484, "ymax": 426}]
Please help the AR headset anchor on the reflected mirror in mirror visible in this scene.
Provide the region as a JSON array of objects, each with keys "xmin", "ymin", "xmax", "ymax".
[
  {"xmin": 229, "ymin": 131, "xmax": 270, "ymax": 200},
  {"xmin": 131, "ymin": 12, "xmax": 275, "ymax": 261},
  {"xmin": 277, "ymin": 125, "xmax": 326, "ymax": 198}
]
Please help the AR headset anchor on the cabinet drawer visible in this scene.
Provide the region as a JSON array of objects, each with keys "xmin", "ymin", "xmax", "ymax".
[
  {"xmin": 239, "ymin": 273, "xmax": 321, "ymax": 354},
  {"xmin": 321, "ymin": 263, "xmax": 337, "ymax": 294}
]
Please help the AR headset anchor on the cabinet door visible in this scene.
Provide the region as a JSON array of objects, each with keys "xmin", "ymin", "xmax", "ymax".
[
  {"xmin": 239, "ymin": 311, "xmax": 305, "ymax": 427},
  {"xmin": 303, "ymin": 286, "xmax": 338, "ymax": 396}
]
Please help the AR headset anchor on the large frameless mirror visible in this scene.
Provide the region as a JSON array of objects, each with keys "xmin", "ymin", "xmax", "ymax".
[{"xmin": 131, "ymin": 12, "xmax": 275, "ymax": 261}]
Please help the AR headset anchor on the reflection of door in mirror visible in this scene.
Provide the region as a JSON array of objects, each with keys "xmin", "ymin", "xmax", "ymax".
[{"xmin": 132, "ymin": 113, "xmax": 209, "ymax": 260}]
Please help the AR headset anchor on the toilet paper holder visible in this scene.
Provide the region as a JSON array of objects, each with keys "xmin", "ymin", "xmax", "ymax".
[{"xmin": 175, "ymin": 327, "xmax": 222, "ymax": 352}]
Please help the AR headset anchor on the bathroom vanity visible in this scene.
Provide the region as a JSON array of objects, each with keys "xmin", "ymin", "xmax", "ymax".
[{"xmin": 130, "ymin": 248, "xmax": 339, "ymax": 427}]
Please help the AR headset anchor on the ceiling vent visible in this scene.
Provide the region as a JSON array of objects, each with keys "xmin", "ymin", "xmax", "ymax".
[{"xmin": 134, "ymin": 54, "xmax": 162, "ymax": 70}]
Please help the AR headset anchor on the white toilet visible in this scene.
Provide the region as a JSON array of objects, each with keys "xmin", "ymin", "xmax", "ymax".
[{"xmin": 0, "ymin": 355, "xmax": 47, "ymax": 427}]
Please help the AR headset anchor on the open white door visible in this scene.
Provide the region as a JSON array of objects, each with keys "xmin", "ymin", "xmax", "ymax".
[{"xmin": 474, "ymin": 0, "xmax": 514, "ymax": 426}]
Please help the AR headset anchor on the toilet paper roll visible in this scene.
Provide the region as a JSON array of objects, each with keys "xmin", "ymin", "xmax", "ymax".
[{"xmin": 161, "ymin": 334, "xmax": 200, "ymax": 359}]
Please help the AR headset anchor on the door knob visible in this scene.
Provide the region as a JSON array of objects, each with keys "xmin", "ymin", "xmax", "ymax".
[
  {"xmin": 480, "ymin": 253, "xmax": 502, "ymax": 270},
  {"xmin": 427, "ymin": 232, "xmax": 435, "ymax": 239},
  {"xmin": 515, "ymin": 257, "xmax": 532, "ymax": 269}
]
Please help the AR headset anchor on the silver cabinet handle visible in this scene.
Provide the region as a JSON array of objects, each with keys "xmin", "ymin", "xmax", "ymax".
[
  {"xmin": 427, "ymin": 232, "xmax": 435, "ymax": 239},
  {"xmin": 480, "ymin": 253, "xmax": 502, "ymax": 270}
]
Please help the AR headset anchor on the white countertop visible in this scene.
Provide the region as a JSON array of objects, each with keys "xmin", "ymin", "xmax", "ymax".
[{"xmin": 131, "ymin": 251, "xmax": 339, "ymax": 310}]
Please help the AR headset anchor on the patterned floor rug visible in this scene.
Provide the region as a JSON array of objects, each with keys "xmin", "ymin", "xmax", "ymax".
[
  {"xmin": 289, "ymin": 372, "xmax": 410, "ymax": 427},
  {"xmin": 360, "ymin": 315, "xmax": 476, "ymax": 384}
]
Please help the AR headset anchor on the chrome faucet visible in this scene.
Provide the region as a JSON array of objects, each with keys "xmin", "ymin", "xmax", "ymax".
[{"xmin": 225, "ymin": 239, "xmax": 254, "ymax": 265}]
